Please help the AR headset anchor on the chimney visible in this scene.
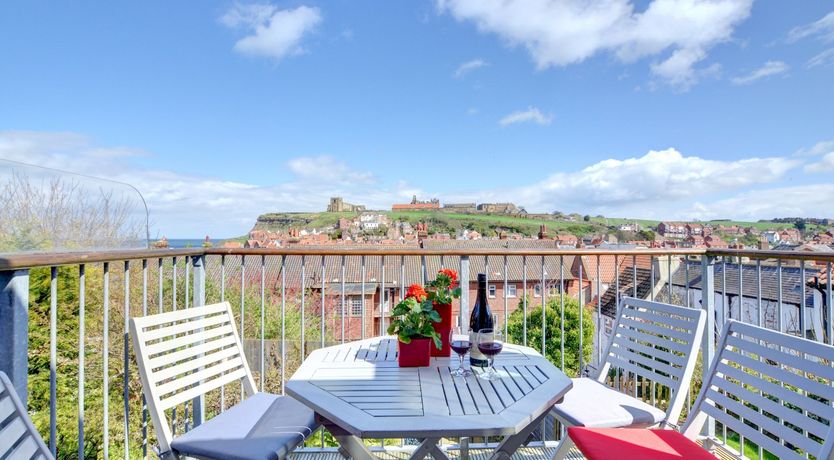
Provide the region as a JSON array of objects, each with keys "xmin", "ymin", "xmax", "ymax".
[{"xmin": 538, "ymin": 224, "xmax": 548, "ymax": 240}]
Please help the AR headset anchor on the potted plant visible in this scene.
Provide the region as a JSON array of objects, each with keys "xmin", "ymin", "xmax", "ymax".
[
  {"xmin": 425, "ymin": 268, "xmax": 462, "ymax": 357},
  {"xmin": 387, "ymin": 284, "xmax": 442, "ymax": 367}
]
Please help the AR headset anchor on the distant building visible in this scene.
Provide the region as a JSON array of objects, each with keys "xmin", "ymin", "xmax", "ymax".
[
  {"xmin": 443, "ymin": 203, "xmax": 477, "ymax": 213},
  {"xmin": 327, "ymin": 197, "xmax": 366, "ymax": 212},
  {"xmin": 476, "ymin": 203, "xmax": 521, "ymax": 214},
  {"xmin": 392, "ymin": 195, "xmax": 440, "ymax": 211},
  {"xmin": 617, "ymin": 222, "xmax": 641, "ymax": 232},
  {"xmin": 657, "ymin": 222, "xmax": 687, "ymax": 239}
]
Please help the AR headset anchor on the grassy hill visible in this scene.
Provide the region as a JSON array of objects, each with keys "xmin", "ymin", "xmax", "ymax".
[{"xmin": 243, "ymin": 211, "xmax": 815, "ymax": 241}]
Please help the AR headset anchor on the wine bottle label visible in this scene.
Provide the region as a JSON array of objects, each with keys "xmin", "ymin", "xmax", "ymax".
[{"xmin": 469, "ymin": 330, "xmax": 488, "ymax": 368}]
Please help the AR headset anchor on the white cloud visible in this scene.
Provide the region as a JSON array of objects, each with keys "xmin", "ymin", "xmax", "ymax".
[
  {"xmin": 808, "ymin": 48, "xmax": 834, "ymax": 68},
  {"xmin": 802, "ymin": 140, "xmax": 834, "ymax": 173},
  {"xmin": 466, "ymin": 107, "xmax": 479, "ymax": 115},
  {"xmin": 437, "ymin": 0, "xmax": 753, "ymax": 89},
  {"xmin": 788, "ymin": 11, "xmax": 834, "ymax": 43},
  {"xmin": 688, "ymin": 184, "xmax": 834, "ymax": 221},
  {"xmin": 730, "ymin": 60, "xmax": 789, "ymax": 85},
  {"xmin": 220, "ymin": 4, "xmax": 322, "ymax": 61},
  {"xmin": 287, "ymin": 155, "xmax": 375, "ymax": 185},
  {"xmin": 499, "ymin": 107, "xmax": 553, "ymax": 126},
  {"xmin": 454, "ymin": 59, "xmax": 488, "ymax": 78}
]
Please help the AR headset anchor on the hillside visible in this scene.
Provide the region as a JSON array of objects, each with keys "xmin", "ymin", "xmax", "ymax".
[{"xmin": 243, "ymin": 211, "xmax": 819, "ymax": 242}]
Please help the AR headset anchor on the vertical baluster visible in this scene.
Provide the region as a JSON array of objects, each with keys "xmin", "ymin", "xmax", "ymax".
[
  {"xmin": 399, "ymin": 256, "xmax": 405, "ymax": 302},
  {"xmin": 157, "ymin": 258, "xmax": 163, "ymax": 314},
  {"xmin": 722, "ymin": 259, "xmax": 727, "ymax": 324},
  {"xmin": 614, "ymin": 255, "xmax": 620, "ymax": 391},
  {"xmin": 578, "ymin": 260, "xmax": 584, "ymax": 376},
  {"xmin": 220, "ymin": 255, "xmax": 225, "ymax": 412},
  {"xmin": 171, "ymin": 257, "xmax": 177, "ymax": 435},
  {"xmin": 301, "ymin": 255, "xmax": 306, "ymax": 360},
  {"xmin": 685, "ymin": 259, "xmax": 690, "ymax": 307},
  {"xmin": 103, "ymin": 262, "xmax": 110, "ymax": 459},
  {"xmin": 800, "ymin": 260, "xmax": 806, "ymax": 338},
  {"xmin": 540, "ymin": 256, "xmax": 546, "ymax": 356},
  {"xmin": 123, "ymin": 261, "xmax": 130, "ymax": 458},
  {"xmin": 667, "ymin": 255, "xmax": 673, "ymax": 303},
  {"xmin": 341, "ymin": 255, "xmax": 346, "ymax": 343},
  {"xmin": 632, "ymin": 255, "xmax": 637, "ymax": 298},
  {"xmin": 738, "ymin": 256, "xmax": 744, "ymax": 323},
  {"xmin": 141, "ymin": 260, "xmax": 148, "ymax": 459},
  {"xmin": 380, "ymin": 256, "xmax": 386, "ymax": 336},
  {"xmin": 777, "ymin": 259, "xmax": 783, "ymax": 333},
  {"xmin": 240, "ymin": 255, "xmax": 246, "ymax": 401},
  {"xmin": 78, "ymin": 265, "xmax": 86, "ymax": 460},
  {"xmin": 281, "ymin": 255, "xmax": 286, "ymax": 394},
  {"xmin": 460, "ymin": 256, "xmax": 470, "ymax": 330},
  {"xmin": 596, "ymin": 255, "xmax": 601, "ymax": 365},
  {"xmin": 503, "ymin": 255, "xmax": 508, "ymax": 337},
  {"xmin": 756, "ymin": 260, "xmax": 762, "ymax": 327},
  {"xmin": 361, "ymin": 255, "xmax": 366, "ymax": 339},
  {"xmin": 260, "ymin": 255, "xmax": 265, "ymax": 391},
  {"xmin": 559, "ymin": 255, "xmax": 565, "ymax": 372},
  {"xmin": 522, "ymin": 256, "xmax": 527, "ymax": 347},
  {"xmin": 649, "ymin": 256, "xmax": 655, "ymax": 302},
  {"xmin": 828, "ymin": 262, "xmax": 833, "ymax": 346},
  {"xmin": 321, "ymin": 255, "xmax": 326, "ymax": 347},
  {"xmin": 49, "ymin": 266, "xmax": 57, "ymax": 457}
]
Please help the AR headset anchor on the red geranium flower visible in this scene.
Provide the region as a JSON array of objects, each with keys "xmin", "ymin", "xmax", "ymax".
[
  {"xmin": 405, "ymin": 284, "xmax": 427, "ymax": 301},
  {"xmin": 439, "ymin": 268, "xmax": 458, "ymax": 282}
]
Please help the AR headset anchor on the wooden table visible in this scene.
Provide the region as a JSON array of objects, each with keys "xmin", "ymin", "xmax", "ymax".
[{"xmin": 286, "ymin": 336, "xmax": 572, "ymax": 460}]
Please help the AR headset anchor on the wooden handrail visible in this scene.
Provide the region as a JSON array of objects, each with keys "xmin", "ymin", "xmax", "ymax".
[{"xmin": 1, "ymin": 246, "xmax": 832, "ymax": 270}]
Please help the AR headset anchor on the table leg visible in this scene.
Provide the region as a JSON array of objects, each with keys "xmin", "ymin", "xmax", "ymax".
[
  {"xmin": 407, "ymin": 438, "xmax": 449, "ymax": 460},
  {"xmin": 487, "ymin": 411, "xmax": 551, "ymax": 460},
  {"xmin": 332, "ymin": 434, "xmax": 378, "ymax": 460}
]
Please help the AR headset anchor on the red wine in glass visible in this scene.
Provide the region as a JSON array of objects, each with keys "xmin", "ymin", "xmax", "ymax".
[
  {"xmin": 451, "ymin": 340, "xmax": 471, "ymax": 355},
  {"xmin": 477, "ymin": 342, "xmax": 503, "ymax": 356}
]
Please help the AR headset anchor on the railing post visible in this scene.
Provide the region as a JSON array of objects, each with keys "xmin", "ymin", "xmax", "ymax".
[
  {"xmin": 191, "ymin": 255, "xmax": 206, "ymax": 428},
  {"xmin": 0, "ymin": 269, "xmax": 30, "ymax": 407},
  {"xmin": 700, "ymin": 254, "xmax": 716, "ymax": 438},
  {"xmin": 459, "ymin": 256, "xmax": 470, "ymax": 330}
]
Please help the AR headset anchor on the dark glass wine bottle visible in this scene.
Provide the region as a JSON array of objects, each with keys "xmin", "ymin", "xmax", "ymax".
[{"xmin": 469, "ymin": 273, "xmax": 493, "ymax": 368}]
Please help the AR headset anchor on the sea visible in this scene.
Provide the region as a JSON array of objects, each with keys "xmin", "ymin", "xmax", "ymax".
[{"xmin": 165, "ymin": 238, "xmax": 224, "ymax": 248}]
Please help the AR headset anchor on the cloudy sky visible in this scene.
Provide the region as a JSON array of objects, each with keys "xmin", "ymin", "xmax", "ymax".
[{"xmin": 0, "ymin": 1, "xmax": 832, "ymax": 237}]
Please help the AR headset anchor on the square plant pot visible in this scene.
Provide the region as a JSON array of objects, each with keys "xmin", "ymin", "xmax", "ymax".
[{"xmin": 398, "ymin": 337, "xmax": 431, "ymax": 367}]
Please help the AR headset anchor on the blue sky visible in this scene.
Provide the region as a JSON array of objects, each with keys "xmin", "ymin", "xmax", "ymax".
[{"xmin": 1, "ymin": 1, "xmax": 833, "ymax": 237}]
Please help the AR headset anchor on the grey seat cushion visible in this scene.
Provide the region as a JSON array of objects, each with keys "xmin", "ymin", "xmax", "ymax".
[
  {"xmin": 552, "ymin": 378, "xmax": 666, "ymax": 428},
  {"xmin": 171, "ymin": 392, "xmax": 318, "ymax": 460}
]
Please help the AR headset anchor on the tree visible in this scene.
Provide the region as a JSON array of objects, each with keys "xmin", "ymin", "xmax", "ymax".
[
  {"xmin": 507, "ymin": 296, "xmax": 594, "ymax": 377},
  {"xmin": 583, "ymin": 215, "xmax": 591, "ymax": 222},
  {"xmin": 794, "ymin": 220, "xmax": 806, "ymax": 232},
  {"xmin": 638, "ymin": 229, "xmax": 656, "ymax": 241}
]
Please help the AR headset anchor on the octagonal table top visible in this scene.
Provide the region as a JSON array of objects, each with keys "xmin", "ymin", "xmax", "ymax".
[{"xmin": 286, "ymin": 336, "xmax": 572, "ymax": 439}]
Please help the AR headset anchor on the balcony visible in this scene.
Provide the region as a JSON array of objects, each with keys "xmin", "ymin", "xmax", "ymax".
[{"xmin": 1, "ymin": 245, "xmax": 832, "ymax": 459}]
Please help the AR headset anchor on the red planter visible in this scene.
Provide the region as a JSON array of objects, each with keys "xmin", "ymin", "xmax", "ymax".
[
  {"xmin": 398, "ymin": 338, "xmax": 431, "ymax": 367},
  {"xmin": 431, "ymin": 303, "xmax": 453, "ymax": 357}
]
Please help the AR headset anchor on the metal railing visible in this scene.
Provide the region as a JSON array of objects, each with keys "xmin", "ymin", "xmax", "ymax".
[{"xmin": 0, "ymin": 246, "xmax": 832, "ymax": 459}]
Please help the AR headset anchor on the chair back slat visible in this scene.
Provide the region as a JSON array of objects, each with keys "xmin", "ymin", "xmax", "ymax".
[
  {"xmin": 599, "ymin": 297, "xmax": 706, "ymax": 426},
  {"xmin": 0, "ymin": 372, "xmax": 52, "ymax": 459},
  {"xmin": 130, "ymin": 301, "xmax": 257, "ymax": 454},
  {"xmin": 683, "ymin": 320, "xmax": 834, "ymax": 460}
]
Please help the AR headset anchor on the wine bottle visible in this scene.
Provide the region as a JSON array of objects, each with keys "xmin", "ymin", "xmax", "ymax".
[{"xmin": 469, "ymin": 273, "xmax": 493, "ymax": 368}]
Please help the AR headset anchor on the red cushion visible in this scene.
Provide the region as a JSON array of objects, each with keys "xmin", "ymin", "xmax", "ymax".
[{"xmin": 568, "ymin": 427, "xmax": 717, "ymax": 460}]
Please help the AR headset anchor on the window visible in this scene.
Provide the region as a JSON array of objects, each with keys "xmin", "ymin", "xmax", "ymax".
[
  {"xmin": 350, "ymin": 297, "xmax": 363, "ymax": 317},
  {"xmin": 534, "ymin": 284, "xmax": 542, "ymax": 297},
  {"xmin": 506, "ymin": 284, "xmax": 517, "ymax": 298},
  {"xmin": 488, "ymin": 284, "xmax": 496, "ymax": 298}
]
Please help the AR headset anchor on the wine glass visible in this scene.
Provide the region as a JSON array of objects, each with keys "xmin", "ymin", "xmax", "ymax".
[
  {"xmin": 449, "ymin": 327, "xmax": 472, "ymax": 377},
  {"xmin": 477, "ymin": 327, "xmax": 503, "ymax": 380}
]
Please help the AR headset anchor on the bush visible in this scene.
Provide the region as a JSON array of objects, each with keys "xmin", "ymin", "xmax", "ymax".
[{"xmin": 507, "ymin": 296, "xmax": 594, "ymax": 377}]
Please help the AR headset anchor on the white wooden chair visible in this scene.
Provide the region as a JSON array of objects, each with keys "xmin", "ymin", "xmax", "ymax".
[
  {"xmin": 551, "ymin": 297, "xmax": 706, "ymax": 433},
  {"xmin": 131, "ymin": 301, "xmax": 318, "ymax": 460},
  {"xmin": 0, "ymin": 371, "xmax": 53, "ymax": 460},
  {"xmin": 553, "ymin": 319, "xmax": 834, "ymax": 460}
]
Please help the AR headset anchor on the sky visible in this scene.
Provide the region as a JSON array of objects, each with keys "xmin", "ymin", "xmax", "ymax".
[{"xmin": 0, "ymin": 1, "xmax": 833, "ymax": 238}]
